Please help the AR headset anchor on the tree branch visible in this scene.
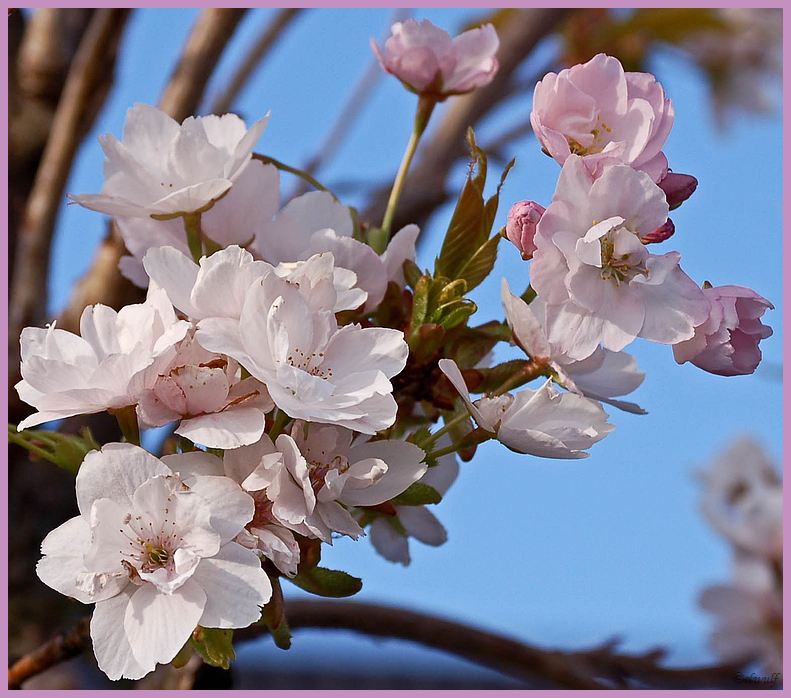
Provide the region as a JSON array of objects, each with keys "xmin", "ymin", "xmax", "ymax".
[
  {"xmin": 210, "ymin": 9, "xmax": 302, "ymax": 116},
  {"xmin": 8, "ymin": 601, "xmax": 754, "ymax": 689},
  {"xmin": 56, "ymin": 9, "xmax": 249, "ymax": 334},
  {"xmin": 8, "ymin": 9, "xmax": 130, "ymax": 418}
]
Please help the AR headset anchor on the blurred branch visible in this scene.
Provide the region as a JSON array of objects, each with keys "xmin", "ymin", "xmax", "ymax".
[
  {"xmin": 9, "ymin": 601, "xmax": 754, "ymax": 690},
  {"xmin": 8, "ymin": 9, "xmax": 130, "ymax": 419},
  {"xmin": 210, "ymin": 9, "xmax": 302, "ymax": 115},
  {"xmin": 8, "ymin": 617, "xmax": 89, "ymax": 690},
  {"xmin": 362, "ymin": 9, "xmax": 570, "ymax": 234},
  {"xmin": 289, "ymin": 8, "xmax": 410, "ymax": 199},
  {"xmin": 57, "ymin": 9, "xmax": 249, "ymax": 334}
]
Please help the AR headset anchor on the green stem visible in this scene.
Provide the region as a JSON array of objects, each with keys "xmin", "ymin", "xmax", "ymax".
[
  {"xmin": 424, "ymin": 410, "xmax": 469, "ymax": 449},
  {"xmin": 183, "ymin": 212, "xmax": 204, "ymax": 263},
  {"xmin": 112, "ymin": 405, "xmax": 140, "ymax": 446},
  {"xmin": 520, "ymin": 284, "xmax": 537, "ymax": 304},
  {"xmin": 380, "ymin": 95, "xmax": 437, "ymax": 239},
  {"xmin": 253, "ymin": 154, "xmax": 331, "ymax": 195},
  {"xmin": 427, "ymin": 436, "xmax": 489, "ymax": 462},
  {"xmin": 492, "ymin": 361, "xmax": 547, "ymax": 396},
  {"xmin": 268, "ymin": 409, "xmax": 290, "ymax": 441},
  {"xmin": 8, "ymin": 429, "xmax": 59, "ymax": 465}
]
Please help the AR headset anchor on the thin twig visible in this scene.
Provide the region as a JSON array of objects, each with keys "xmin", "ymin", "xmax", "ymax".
[
  {"xmin": 57, "ymin": 9, "xmax": 248, "ymax": 334},
  {"xmin": 210, "ymin": 9, "xmax": 301, "ymax": 115},
  {"xmin": 8, "ymin": 601, "xmax": 753, "ymax": 690},
  {"xmin": 8, "ymin": 617, "xmax": 90, "ymax": 689}
]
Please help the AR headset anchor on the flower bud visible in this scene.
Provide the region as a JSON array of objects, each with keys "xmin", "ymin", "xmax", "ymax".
[
  {"xmin": 372, "ymin": 19, "xmax": 499, "ymax": 99},
  {"xmin": 640, "ymin": 218, "xmax": 675, "ymax": 244},
  {"xmin": 505, "ymin": 201, "xmax": 545, "ymax": 260},
  {"xmin": 658, "ymin": 172, "xmax": 698, "ymax": 210}
]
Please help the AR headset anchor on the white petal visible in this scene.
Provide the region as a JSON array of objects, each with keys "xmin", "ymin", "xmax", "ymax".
[
  {"xmin": 369, "ymin": 518, "xmax": 410, "ymax": 565},
  {"xmin": 125, "ymin": 579, "xmax": 206, "ymax": 670},
  {"xmin": 192, "ymin": 542, "xmax": 271, "ymax": 628},
  {"xmin": 76, "ymin": 443, "xmax": 170, "ymax": 516},
  {"xmin": 91, "ymin": 588, "xmax": 150, "ymax": 681},
  {"xmin": 175, "ymin": 407, "xmax": 266, "ymax": 449},
  {"xmin": 186, "ymin": 475, "xmax": 255, "ymax": 544},
  {"xmin": 342, "ymin": 440, "xmax": 427, "ymax": 506},
  {"xmin": 397, "ymin": 505, "xmax": 447, "ymax": 546}
]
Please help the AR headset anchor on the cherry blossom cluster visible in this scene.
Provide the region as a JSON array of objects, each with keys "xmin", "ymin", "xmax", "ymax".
[
  {"xmin": 697, "ymin": 439, "xmax": 782, "ymax": 675},
  {"xmin": 14, "ymin": 19, "xmax": 774, "ymax": 682}
]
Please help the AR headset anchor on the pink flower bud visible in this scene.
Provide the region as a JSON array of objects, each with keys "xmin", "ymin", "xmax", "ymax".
[
  {"xmin": 639, "ymin": 218, "xmax": 675, "ymax": 244},
  {"xmin": 372, "ymin": 19, "xmax": 499, "ymax": 99},
  {"xmin": 658, "ymin": 172, "xmax": 698, "ymax": 210},
  {"xmin": 673, "ymin": 285, "xmax": 773, "ymax": 376},
  {"xmin": 505, "ymin": 200, "xmax": 545, "ymax": 260}
]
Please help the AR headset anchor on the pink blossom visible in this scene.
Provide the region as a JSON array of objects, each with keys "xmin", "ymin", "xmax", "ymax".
[
  {"xmin": 505, "ymin": 200, "xmax": 544, "ymax": 260},
  {"xmin": 531, "ymin": 53, "xmax": 674, "ymax": 182},
  {"xmin": 673, "ymin": 285, "xmax": 773, "ymax": 376},
  {"xmin": 530, "ymin": 156, "xmax": 709, "ymax": 360},
  {"xmin": 372, "ymin": 19, "xmax": 499, "ymax": 98}
]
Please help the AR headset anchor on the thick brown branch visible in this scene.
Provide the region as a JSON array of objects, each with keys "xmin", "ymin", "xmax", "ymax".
[
  {"xmin": 362, "ymin": 9, "xmax": 570, "ymax": 233},
  {"xmin": 8, "ymin": 9, "xmax": 130, "ymax": 417},
  {"xmin": 9, "ymin": 601, "xmax": 752, "ymax": 690},
  {"xmin": 57, "ymin": 9, "xmax": 249, "ymax": 334},
  {"xmin": 210, "ymin": 9, "xmax": 302, "ymax": 115}
]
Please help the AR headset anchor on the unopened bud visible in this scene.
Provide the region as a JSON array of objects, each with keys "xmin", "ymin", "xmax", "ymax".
[
  {"xmin": 505, "ymin": 200, "xmax": 545, "ymax": 260},
  {"xmin": 658, "ymin": 172, "xmax": 697, "ymax": 210},
  {"xmin": 640, "ymin": 218, "xmax": 675, "ymax": 244}
]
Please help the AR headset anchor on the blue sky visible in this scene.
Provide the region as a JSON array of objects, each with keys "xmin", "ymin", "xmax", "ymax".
[{"xmin": 45, "ymin": 9, "xmax": 782, "ymax": 670}]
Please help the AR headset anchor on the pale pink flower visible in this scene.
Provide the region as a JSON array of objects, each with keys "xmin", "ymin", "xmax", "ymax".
[
  {"xmin": 16, "ymin": 286, "xmax": 190, "ymax": 430},
  {"xmin": 70, "ymin": 104, "xmax": 268, "ymax": 218},
  {"xmin": 700, "ymin": 556, "xmax": 782, "ymax": 675},
  {"xmin": 36, "ymin": 444, "xmax": 270, "ymax": 681},
  {"xmin": 531, "ymin": 53, "xmax": 674, "ymax": 182},
  {"xmin": 372, "ymin": 19, "xmax": 499, "ymax": 98},
  {"xmin": 253, "ymin": 189, "xmax": 419, "ymax": 310},
  {"xmin": 698, "ymin": 437, "xmax": 782, "ymax": 560},
  {"xmin": 501, "ymin": 279, "xmax": 646, "ymax": 414},
  {"xmin": 194, "ymin": 266, "xmax": 408, "ymax": 434},
  {"xmin": 117, "ymin": 160, "xmax": 280, "ymax": 286},
  {"xmin": 439, "ymin": 358, "xmax": 613, "ymax": 459},
  {"xmin": 530, "ymin": 157, "xmax": 709, "ymax": 360},
  {"xmin": 368, "ymin": 440, "xmax": 459, "ymax": 566},
  {"xmin": 673, "ymin": 285, "xmax": 773, "ymax": 377},
  {"xmin": 137, "ymin": 332, "xmax": 274, "ymax": 449},
  {"xmin": 505, "ymin": 200, "xmax": 544, "ymax": 260}
]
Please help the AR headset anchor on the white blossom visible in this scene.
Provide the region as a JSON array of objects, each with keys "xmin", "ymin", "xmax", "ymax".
[
  {"xmin": 36, "ymin": 444, "xmax": 270, "ymax": 680},
  {"xmin": 439, "ymin": 358, "xmax": 613, "ymax": 458},
  {"xmin": 137, "ymin": 332, "xmax": 274, "ymax": 449},
  {"xmin": 501, "ymin": 279, "xmax": 645, "ymax": 414},
  {"xmin": 70, "ymin": 104, "xmax": 268, "ymax": 218},
  {"xmin": 17, "ymin": 286, "xmax": 190, "ymax": 430}
]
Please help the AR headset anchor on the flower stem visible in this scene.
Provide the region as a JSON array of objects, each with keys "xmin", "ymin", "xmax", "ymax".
[
  {"xmin": 111, "ymin": 405, "xmax": 140, "ymax": 446},
  {"xmin": 423, "ymin": 410, "xmax": 470, "ymax": 449},
  {"xmin": 380, "ymin": 95, "xmax": 437, "ymax": 240},
  {"xmin": 183, "ymin": 212, "xmax": 204, "ymax": 263},
  {"xmin": 253, "ymin": 153, "xmax": 331, "ymax": 195},
  {"xmin": 492, "ymin": 361, "xmax": 546, "ymax": 396}
]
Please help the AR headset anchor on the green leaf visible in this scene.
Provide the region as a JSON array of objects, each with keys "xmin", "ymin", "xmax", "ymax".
[
  {"xmin": 8, "ymin": 424, "xmax": 98, "ymax": 474},
  {"xmin": 482, "ymin": 160, "xmax": 515, "ymax": 236},
  {"xmin": 476, "ymin": 359, "xmax": 534, "ymax": 393},
  {"xmin": 456, "ymin": 234, "xmax": 502, "ymax": 292},
  {"xmin": 392, "ymin": 482, "xmax": 442, "ymax": 506},
  {"xmin": 288, "ymin": 566, "xmax": 363, "ymax": 598},
  {"xmin": 435, "ymin": 130, "xmax": 488, "ymax": 279},
  {"xmin": 190, "ymin": 627, "xmax": 235, "ymax": 670},
  {"xmin": 437, "ymin": 301, "xmax": 477, "ymax": 331}
]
